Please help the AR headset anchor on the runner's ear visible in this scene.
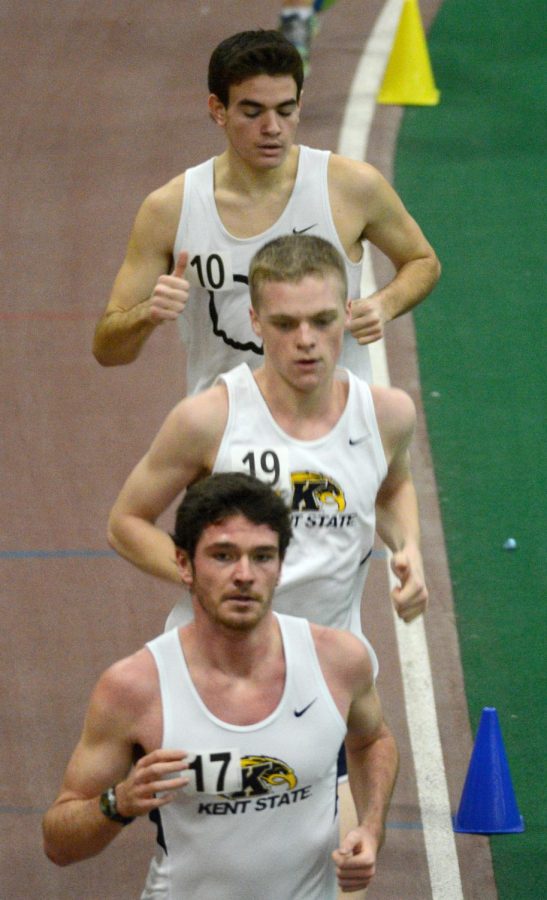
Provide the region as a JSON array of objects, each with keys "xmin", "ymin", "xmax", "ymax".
[
  {"xmin": 208, "ymin": 94, "xmax": 226, "ymax": 126},
  {"xmin": 175, "ymin": 548, "xmax": 194, "ymax": 587},
  {"xmin": 249, "ymin": 305, "xmax": 262, "ymax": 338}
]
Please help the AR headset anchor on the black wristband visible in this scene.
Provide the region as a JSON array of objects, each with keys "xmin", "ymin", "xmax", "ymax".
[{"xmin": 99, "ymin": 785, "xmax": 135, "ymax": 826}]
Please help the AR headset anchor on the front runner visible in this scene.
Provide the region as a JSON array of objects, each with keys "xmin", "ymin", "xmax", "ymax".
[{"xmin": 43, "ymin": 474, "xmax": 398, "ymax": 898}]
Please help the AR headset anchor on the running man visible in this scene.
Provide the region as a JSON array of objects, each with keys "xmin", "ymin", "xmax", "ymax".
[
  {"xmin": 93, "ymin": 30, "xmax": 440, "ymax": 395},
  {"xmin": 43, "ymin": 473, "xmax": 398, "ymax": 898}
]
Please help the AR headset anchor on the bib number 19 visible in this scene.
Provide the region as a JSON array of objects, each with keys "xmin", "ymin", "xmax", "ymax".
[
  {"xmin": 241, "ymin": 450, "xmax": 280, "ymax": 485},
  {"xmin": 230, "ymin": 445, "xmax": 292, "ymax": 502}
]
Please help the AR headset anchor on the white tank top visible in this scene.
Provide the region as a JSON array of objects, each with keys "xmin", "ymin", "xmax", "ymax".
[
  {"xmin": 166, "ymin": 364, "xmax": 386, "ymax": 675},
  {"xmin": 174, "ymin": 145, "xmax": 370, "ymax": 394},
  {"xmin": 142, "ymin": 614, "xmax": 345, "ymax": 900}
]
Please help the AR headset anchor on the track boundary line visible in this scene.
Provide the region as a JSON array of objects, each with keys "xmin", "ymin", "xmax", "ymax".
[{"xmin": 337, "ymin": 2, "xmax": 464, "ymax": 896}]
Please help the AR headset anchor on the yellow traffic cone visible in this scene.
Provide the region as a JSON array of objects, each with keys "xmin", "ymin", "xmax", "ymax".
[{"xmin": 377, "ymin": 0, "xmax": 440, "ymax": 106}]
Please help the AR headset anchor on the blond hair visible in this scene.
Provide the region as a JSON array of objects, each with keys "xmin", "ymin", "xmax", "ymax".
[{"xmin": 249, "ymin": 235, "xmax": 348, "ymax": 309}]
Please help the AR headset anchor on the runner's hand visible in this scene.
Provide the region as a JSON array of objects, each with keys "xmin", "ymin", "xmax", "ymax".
[
  {"xmin": 115, "ymin": 749, "xmax": 189, "ymax": 818},
  {"xmin": 333, "ymin": 826, "xmax": 379, "ymax": 892},
  {"xmin": 348, "ymin": 296, "xmax": 386, "ymax": 344},
  {"xmin": 390, "ymin": 547, "xmax": 428, "ymax": 622},
  {"xmin": 148, "ymin": 250, "xmax": 189, "ymax": 324}
]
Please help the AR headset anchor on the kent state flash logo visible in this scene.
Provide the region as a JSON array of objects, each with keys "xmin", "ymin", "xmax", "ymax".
[
  {"xmin": 291, "ymin": 471, "xmax": 345, "ymax": 511},
  {"xmin": 289, "ymin": 471, "xmax": 356, "ymax": 529},
  {"xmin": 198, "ymin": 756, "xmax": 313, "ymax": 816},
  {"xmin": 229, "ymin": 756, "xmax": 297, "ymax": 797}
]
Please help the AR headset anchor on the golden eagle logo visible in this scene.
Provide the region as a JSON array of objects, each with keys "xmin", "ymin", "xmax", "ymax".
[
  {"xmin": 291, "ymin": 471, "xmax": 346, "ymax": 512},
  {"xmin": 225, "ymin": 756, "xmax": 297, "ymax": 798}
]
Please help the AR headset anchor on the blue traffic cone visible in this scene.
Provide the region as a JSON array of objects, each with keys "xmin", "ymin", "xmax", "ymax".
[{"xmin": 453, "ymin": 707, "xmax": 524, "ymax": 833}]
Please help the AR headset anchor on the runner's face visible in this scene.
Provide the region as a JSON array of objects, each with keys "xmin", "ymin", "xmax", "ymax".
[
  {"xmin": 178, "ymin": 516, "xmax": 281, "ymax": 632},
  {"xmin": 209, "ymin": 75, "xmax": 301, "ymax": 169},
  {"xmin": 251, "ymin": 275, "xmax": 350, "ymax": 391}
]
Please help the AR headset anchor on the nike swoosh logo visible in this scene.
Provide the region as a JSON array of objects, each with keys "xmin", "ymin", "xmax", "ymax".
[
  {"xmin": 294, "ymin": 698, "xmax": 317, "ymax": 717},
  {"xmin": 349, "ymin": 435, "xmax": 369, "ymax": 446},
  {"xmin": 292, "ymin": 224, "xmax": 317, "ymax": 234}
]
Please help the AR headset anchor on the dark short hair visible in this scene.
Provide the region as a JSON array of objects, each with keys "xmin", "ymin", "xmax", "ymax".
[
  {"xmin": 249, "ymin": 234, "xmax": 348, "ymax": 309},
  {"xmin": 208, "ymin": 30, "xmax": 304, "ymax": 106},
  {"xmin": 173, "ymin": 473, "xmax": 293, "ymax": 561}
]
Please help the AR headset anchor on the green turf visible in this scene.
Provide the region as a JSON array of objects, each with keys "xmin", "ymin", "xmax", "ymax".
[{"xmin": 393, "ymin": 1, "xmax": 547, "ymax": 896}]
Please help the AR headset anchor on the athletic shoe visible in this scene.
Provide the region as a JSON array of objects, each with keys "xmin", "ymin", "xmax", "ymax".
[{"xmin": 279, "ymin": 12, "xmax": 314, "ymax": 77}]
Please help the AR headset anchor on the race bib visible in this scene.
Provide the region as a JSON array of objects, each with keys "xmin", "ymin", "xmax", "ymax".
[
  {"xmin": 186, "ymin": 252, "xmax": 235, "ymax": 292},
  {"xmin": 229, "ymin": 446, "xmax": 292, "ymax": 503},
  {"xmin": 182, "ymin": 748, "xmax": 242, "ymax": 796}
]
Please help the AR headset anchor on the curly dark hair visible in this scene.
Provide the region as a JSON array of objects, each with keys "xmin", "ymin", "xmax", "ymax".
[{"xmin": 172, "ymin": 472, "xmax": 293, "ymax": 561}]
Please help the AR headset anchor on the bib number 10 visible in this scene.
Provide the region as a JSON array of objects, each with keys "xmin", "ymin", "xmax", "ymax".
[{"xmin": 188, "ymin": 253, "xmax": 234, "ymax": 291}]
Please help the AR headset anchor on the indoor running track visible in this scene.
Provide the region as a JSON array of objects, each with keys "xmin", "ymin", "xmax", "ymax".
[{"xmin": 1, "ymin": 1, "xmax": 496, "ymax": 897}]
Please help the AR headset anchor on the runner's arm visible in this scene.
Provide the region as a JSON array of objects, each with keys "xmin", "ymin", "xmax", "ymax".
[
  {"xmin": 333, "ymin": 640, "xmax": 398, "ymax": 891},
  {"xmin": 330, "ymin": 156, "xmax": 441, "ymax": 345},
  {"xmin": 374, "ymin": 386, "xmax": 428, "ymax": 621},
  {"xmin": 42, "ymin": 655, "xmax": 188, "ymax": 866},
  {"xmin": 107, "ymin": 391, "xmax": 224, "ymax": 582},
  {"xmin": 93, "ymin": 181, "xmax": 186, "ymax": 365}
]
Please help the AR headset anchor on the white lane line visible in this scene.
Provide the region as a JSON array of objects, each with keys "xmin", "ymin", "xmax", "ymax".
[
  {"xmin": 337, "ymin": 3, "xmax": 464, "ymax": 897},
  {"xmin": 338, "ymin": 0, "xmax": 403, "ymax": 161}
]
